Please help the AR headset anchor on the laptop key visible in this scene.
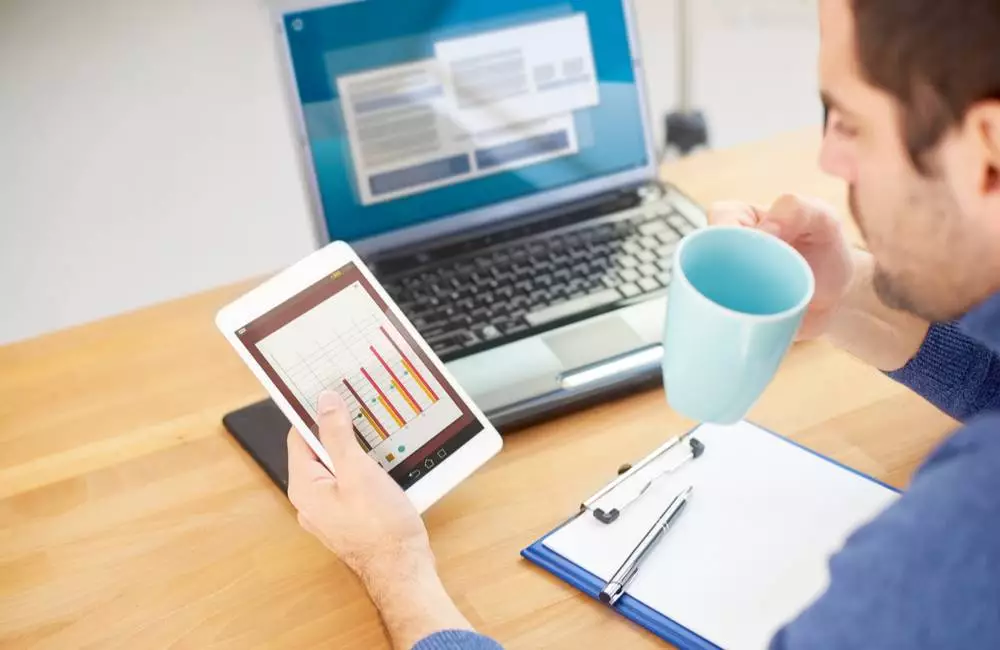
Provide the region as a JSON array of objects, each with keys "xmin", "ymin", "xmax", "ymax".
[
  {"xmin": 479, "ymin": 324, "xmax": 503, "ymax": 340},
  {"xmin": 639, "ymin": 220, "xmax": 669, "ymax": 235},
  {"xmin": 619, "ymin": 282, "xmax": 641, "ymax": 298},
  {"xmin": 656, "ymin": 230, "xmax": 680, "ymax": 244},
  {"xmin": 638, "ymin": 235, "xmax": 658, "ymax": 249},
  {"xmin": 623, "ymin": 241, "xmax": 643, "ymax": 255},
  {"xmin": 426, "ymin": 331, "xmax": 473, "ymax": 350},
  {"xmin": 637, "ymin": 250, "xmax": 657, "ymax": 264},
  {"xmin": 657, "ymin": 270, "xmax": 671, "ymax": 285},
  {"xmin": 667, "ymin": 214, "xmax": 688, "ymax": 229},
  {"xmin": 655, "ymin": 243, "xmax": 677, "ymax": 258},
  {"xmin": 418, "ymin": 326, "xmax": 448, "ymax": 340},
  {"xmin": 639, "ymin": 263, "xmax": 658, "ymax": 277},
  {"xmin": 506, "ymin": 321, "xmax": 530, "ymax": 334},
  {"xmin": 613, "ymin": 221, "xmax": 634, "ymax": 236},
  {"xmin": 617, "ymin": 255, "xmax": 639, "ymax": 268},
  {"xmin": 525, "ymin": 288, "xmax": 622, "ymax": 327},
  {"xmin": 656, "ymin": 257, "xmax": 673, "ymax": 271},
  {"xmin": 638, "ymin": 277, "xmax": 661, "ymax": 293},
  {"xmin": 528, "ymin": 242, "xmax": 546, "ymax": 256},
  {"xmin": 619, "ymin": 268, "xmax": 640, "ymax": 283}
]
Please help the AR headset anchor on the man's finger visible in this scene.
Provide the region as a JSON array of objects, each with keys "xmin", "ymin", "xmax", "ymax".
[
  {"xmin": 763, "ymin": 194, "xmax": 839, "ymax": 242},
  {"xmin": 708, "ymin": 201, "xmax": 765, "ymax": 228},
  {"xmin": 287, "ymin": 427, "xmax": 334, "ymax": 481},
  {"xmin": 287, "ymin": 427, "xmax": 334, "ymax": 507},
  {"xmin": 316, "ymin": 390, "xmax": 366, "ymax": 465},
  {"xmin": 287, "ymin": 426, "xmax": 317, "ymax": 461}
]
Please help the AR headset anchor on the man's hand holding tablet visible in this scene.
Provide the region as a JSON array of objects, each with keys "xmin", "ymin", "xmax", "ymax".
[
  {"xmin": 217, "ymin": 241, "xmax": 504, "ymax": 648},
  {"xmin": 286, "ymin": 390, "xmax": 475, "ymax": 649}
]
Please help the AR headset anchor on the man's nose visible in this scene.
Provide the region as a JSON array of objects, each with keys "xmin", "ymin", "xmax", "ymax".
[{"xmin": 819, "ymin": 127, "xmax": 856, "ymax": 184}]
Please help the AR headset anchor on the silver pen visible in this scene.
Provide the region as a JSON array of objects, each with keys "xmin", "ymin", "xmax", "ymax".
[{"xmin": 599, "ymin": 486, "xmax": 694, "ymax": 607}]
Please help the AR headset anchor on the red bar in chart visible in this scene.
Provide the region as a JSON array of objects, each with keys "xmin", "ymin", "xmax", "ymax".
[
  {"xmin": 361, "ymin": 366, "xmax": 406, "ymax": 427},
  {"xmin": 381, "ymin": 326, "xmax": 439, "ymax": 402},
  {"xmin": 371, "ymin": 344, "xmax": 422, "ymax": 415},
  {"xmin": 343, "ymin": 378, "xmax": 389, "ymax": 439}
]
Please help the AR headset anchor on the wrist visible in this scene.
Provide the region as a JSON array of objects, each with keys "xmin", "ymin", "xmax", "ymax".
[
  {"xmin": 357, "ymin": 546, "xmax": 473, "ymax": 649},
  {"xmin": 357, "ymin": 542, "xmax": 437, "ymax": 601},
  {"xmin": 824, "ymin": 249, "xmax": 872, "ymax": 341}
]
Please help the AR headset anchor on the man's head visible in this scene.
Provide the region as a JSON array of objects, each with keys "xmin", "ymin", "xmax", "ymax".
[{"xmin": 818, "ymin": 0, "xmax": 1000, "ymax": 321}]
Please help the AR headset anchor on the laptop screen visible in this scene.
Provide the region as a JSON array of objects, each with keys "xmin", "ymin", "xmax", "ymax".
[{"xmin": 283, "ymin": 0, "xmax": 650, "ymax": 243}]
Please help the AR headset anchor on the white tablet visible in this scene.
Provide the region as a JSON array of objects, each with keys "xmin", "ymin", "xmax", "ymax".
[{"xmin": 216, "ymin": 241, "xmax": 502, "ymax": 512}]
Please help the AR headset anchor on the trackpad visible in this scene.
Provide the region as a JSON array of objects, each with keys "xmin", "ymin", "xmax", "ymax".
[{"xmin": 543, "ymin": 316, "xmax": 644, "ymax": 371}]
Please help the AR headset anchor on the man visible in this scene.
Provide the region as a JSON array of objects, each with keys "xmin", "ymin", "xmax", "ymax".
[{"xmin": 285, "ymin": 0, "xmax": 1000, "ymax": 647}]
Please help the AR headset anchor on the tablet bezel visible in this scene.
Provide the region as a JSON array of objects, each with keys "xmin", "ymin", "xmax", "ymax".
[{"xmin": 216, "ymin": 240, "xmax": 502, "ymax": 513}]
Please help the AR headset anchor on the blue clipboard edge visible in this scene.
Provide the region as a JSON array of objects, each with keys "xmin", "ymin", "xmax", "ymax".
[
  {"xmin": 519, "ymin": 421, "xmax": 902, "ymax": 649},
  {"xmin": 521, "ymin": 532, "xmax": 722, "ymax": 650}
]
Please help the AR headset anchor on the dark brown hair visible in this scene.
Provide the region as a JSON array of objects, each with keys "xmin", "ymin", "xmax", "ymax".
[{"xmin": 851, "ymin": 0, "xmax": 1000, "ymax": 173}]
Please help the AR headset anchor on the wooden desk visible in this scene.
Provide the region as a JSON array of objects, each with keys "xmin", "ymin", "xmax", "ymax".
[{"xmin": 0, "ymin": 130, "xmax": 957, "ymax": 649}]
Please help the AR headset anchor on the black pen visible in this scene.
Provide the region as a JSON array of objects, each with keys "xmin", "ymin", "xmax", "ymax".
[{"xmin": 599, "ymin": 486, "xmax": 694, "ymax": 607}]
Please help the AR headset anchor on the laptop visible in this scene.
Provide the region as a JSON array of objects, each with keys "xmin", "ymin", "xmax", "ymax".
[{"xmin": 223, "ymin": 0, "xmax": 706, "ymax": 466}]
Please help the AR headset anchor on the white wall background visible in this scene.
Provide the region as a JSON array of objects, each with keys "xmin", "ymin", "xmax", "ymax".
[{"xmin": 0, "ymin": 0, "xmax": 822, "ymax": 345}]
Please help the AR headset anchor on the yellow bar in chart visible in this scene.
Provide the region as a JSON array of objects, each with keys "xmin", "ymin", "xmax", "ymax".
[
  {"xmin": 401, "ymin": 356, "xmax": 438, "ymax": 403},
  {"xmin": 393, "ymin": 380, "xmax": 421, "ymax": 414},
  {"xmin": 378, "ymin": 394, "xmax": 405, "ymax": 428}
]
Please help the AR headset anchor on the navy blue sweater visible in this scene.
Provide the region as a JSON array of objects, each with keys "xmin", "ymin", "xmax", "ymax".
[{"xmin": 415, "ymin": 293, "xmax": 1000, "ymax": 650}]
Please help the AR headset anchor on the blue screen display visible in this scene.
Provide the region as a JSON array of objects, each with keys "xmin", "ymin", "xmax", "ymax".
[{"xmin": 284, "ymin": 0, "xmax": 649, "ymax": 242}]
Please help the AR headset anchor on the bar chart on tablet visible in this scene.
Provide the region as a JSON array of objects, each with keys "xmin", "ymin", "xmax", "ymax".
[{"xmin": 256, "ymin": 281, "xmax": 463, "ymax": 466}]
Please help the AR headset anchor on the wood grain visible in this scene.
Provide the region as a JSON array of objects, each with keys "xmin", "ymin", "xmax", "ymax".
[{"xmin": 0, "ymin": 129, "xmax": 956, "ymax": 650}]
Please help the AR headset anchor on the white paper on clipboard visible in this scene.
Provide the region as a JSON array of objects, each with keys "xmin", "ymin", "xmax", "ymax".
[{"xmin": 543, "ymin": 421, "xmax": 899, "ymax": 650}]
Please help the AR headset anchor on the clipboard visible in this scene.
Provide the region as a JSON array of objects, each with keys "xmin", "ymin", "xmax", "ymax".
[{"xmin": 521, "ymin": 421, "xmax": 900, "ymax": 650}]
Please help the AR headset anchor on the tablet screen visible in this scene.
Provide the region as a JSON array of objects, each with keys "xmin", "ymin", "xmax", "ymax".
[{"xmin": 234, "ymin": 263, "xmax": 484, "ymax": 489}]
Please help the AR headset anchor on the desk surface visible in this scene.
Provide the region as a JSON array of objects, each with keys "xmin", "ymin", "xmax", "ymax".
[{"xmin": 0, "ymin": 130, "xmax": 957, "ymax": 650}]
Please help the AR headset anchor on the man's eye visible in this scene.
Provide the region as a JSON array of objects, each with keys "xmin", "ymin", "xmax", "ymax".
[
  {"xmin": 834, "ymin": 121, "xmax": 859, "ymax": 137},
  {"xmin": 827, "ymin": 111, "xmax": 858, "ymax": 138}
]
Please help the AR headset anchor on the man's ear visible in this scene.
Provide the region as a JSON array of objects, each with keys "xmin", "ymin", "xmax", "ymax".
[{"xmin": 967, "ymin": 100, "xmax": 1000, "ymax": 197}]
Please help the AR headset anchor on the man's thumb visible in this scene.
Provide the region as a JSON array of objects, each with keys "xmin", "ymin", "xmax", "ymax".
[{"xmin": 316, "ymin": 390, "xmax": 362, "ymax": 462}]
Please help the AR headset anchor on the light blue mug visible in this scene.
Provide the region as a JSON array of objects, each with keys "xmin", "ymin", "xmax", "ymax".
[{"xmin": 662, "ymin": 226, "xmax": 815, "ymax": 424}]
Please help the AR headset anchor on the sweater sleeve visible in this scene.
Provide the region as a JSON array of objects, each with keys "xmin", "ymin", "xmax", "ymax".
[
  {"xmin": 769, "ymin": 415, "xmax": 1000, "ymax": 650},
  {"xmin": 887, "ymin": 322, "xmax": 1000, "ymax": 421},
  {"xmin": 412, "ymin": 630, "xmax": 504, "ymax": 650}
]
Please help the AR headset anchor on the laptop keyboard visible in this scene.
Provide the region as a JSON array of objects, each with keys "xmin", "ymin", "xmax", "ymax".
[{"xmin": 381, "ymin": 200, "xmax": 698, "ymax": 360}]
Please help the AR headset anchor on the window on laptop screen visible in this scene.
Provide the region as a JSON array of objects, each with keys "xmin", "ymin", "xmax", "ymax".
[{"xmin": 283, "ymin": 0, "xmax": 649, "ymax": 242}]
